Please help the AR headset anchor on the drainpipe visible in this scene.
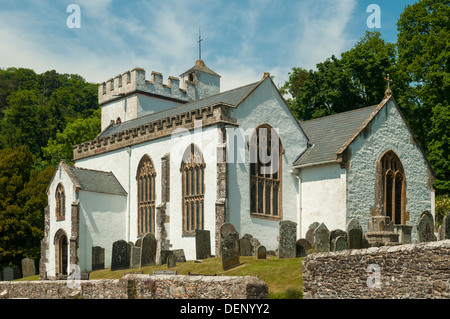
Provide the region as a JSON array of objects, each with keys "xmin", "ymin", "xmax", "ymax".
[
  {"xmin": 127, "ymin": 146, "xmax": 132, "ymax": 242},
  {"xmin": 291, "ymin": 168, "xmax": 302, "ymax": 238}
]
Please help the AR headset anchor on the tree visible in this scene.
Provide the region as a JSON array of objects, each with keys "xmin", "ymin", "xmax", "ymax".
[
  {"xmin": 397, "ymin": 0, "xmax": 450, "ymax": 194},
  {"xmin": 284, "ymin": 31, "xmax": 398, "ymax": 121}
]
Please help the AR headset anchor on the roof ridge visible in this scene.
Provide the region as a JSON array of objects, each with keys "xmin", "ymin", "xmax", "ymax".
[{"xmin": 300, "ymin": 105, "xmax": 378, "ymax": 124}]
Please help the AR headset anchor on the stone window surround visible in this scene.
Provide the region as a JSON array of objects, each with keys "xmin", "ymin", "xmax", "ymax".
[
  {"xmin": 55, "ymin": 183, "xmax": 65, "ymax": 221},
  {"xmin": 136, "ymin": 154, "xmax": 156, "ymax": 236}
]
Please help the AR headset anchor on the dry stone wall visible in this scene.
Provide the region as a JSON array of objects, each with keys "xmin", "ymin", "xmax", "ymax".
[
  {"xmin": 302, "ymin": 239, "xmax": 450, "ymax": 299},
  {"xmin": 0, "ymin": 274, "xmax": 267, "ymax": 299}
]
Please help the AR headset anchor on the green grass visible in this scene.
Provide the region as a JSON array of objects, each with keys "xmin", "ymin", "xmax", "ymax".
[{"xmin": 89, "ymin": 256, "xmax": 304, "ymax": 299}]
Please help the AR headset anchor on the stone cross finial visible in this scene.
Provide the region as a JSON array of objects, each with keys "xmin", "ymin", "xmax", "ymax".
[{"xmin": 384, "ymin": 73, "xmax": 393, "ymax": 99}]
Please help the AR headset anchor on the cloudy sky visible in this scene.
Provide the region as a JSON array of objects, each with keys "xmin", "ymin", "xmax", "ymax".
[{"xmin": 0, "ymin": 0, "xmax": 417, "ymax": 91}]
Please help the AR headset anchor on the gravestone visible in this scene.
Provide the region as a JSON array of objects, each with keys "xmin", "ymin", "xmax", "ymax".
[
  {"xmin": 334, "ymin": 236, "xmax": 347, "ymax": 251},
  {"xmin": 278, "ymin": 220, "xmax": 297, "ymax": 258},
  {"xmin": 250, "ymin": 237, "xmax": 261, "ymax": 256},
  {"xmin": 347, "ymin": 218, "xmax": 363, "ymax": 249},
  {"xmin": 296, "ymin": 238, "xmax": 312, "ymax": 257},
  {"xmin": 141, "ymin": 233, "xmax": 157, "ymax": 266},
  {"xmin": 220, "ymin": 223, "xmax": 240, "ymax": 270},
  {"xmin": 173, "ymin": 249, "xmax": 186, "ymax": 263},
  {"xmin": 130, "ymin": 246, "xmax": 142, "ymax": 269},
  {"xmin": 21, "ymin": 258, "xmax": 36, "ymax": 278},
  {"xmin": 330, "ymin": 229, "xmax": 347, "ymax": 251},
  {"xmin": 417, "ymin": 211, "xmax": 437, "ymax": 242},
  {"xmin": 167, "ymin": 254, "xmax": 176, "ymax": 268},
  {"xmin": 92, "ymin": 246, "xmax": 105, "ymax": 270},
  {"xmin": 240, "ymin": 234, "xmax": 253, "ymax": 256},
  {"xmin": 314, "ymin": 223, "xmax": 330, "ymax": 253},
  {"xmin": 256, "ymin": 245, "xmax": 266, "ymax": 259},
  {"xmin": 3, "ymin": 267, "xmax": 14, "ymax": 281},
  {"xmin": 195, "ymin": 229, "xmax": 211, "ymax": 260},
  {"xmin": 305, "ymin": 222, "xmax": 320, "ymax": 245},
  {"xmin": 160, "ymin": 250, "xmax": 173, "ymax": 265},
  {"xmin": 443, "ymin": 213, "xmax": 450, "ymax": 240},
  {"xmin": 111, "ymin": 240, "xmax": 130, "ymax": 271}
]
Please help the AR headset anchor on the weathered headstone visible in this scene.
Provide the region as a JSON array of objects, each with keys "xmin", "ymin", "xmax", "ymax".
[
  {"xmin": 195, "ymin": 229, "xmax": 211, "ymax": 260},
  {"xmin": 256, "ymin": 245, "xmax": 266, "ymax": 259},
  {"xmin": 141, "ymin": 233, "xmax": 157, "ymax": 266},
  {"xmin": 278, "ymin": 220, "xmax": 297, "ymax": 258},
  {"xmin": 240, "ymin": 234, "xmax": 253, "ymax": 256},
  {"xmin": 220, "ymin": 223, "xmax": 240, "ymax": 270},
  {"xmin": 172, "ymin": 249, "xmax": 186, "ymax": 263},
  {"xmin": 347, "ymin": 218, "xmax": 363, "ymax": 249},
  {"xmin": 305, "ymin": 222, "xmax": 320, "ymax": 244},
  {"xmin": 330, "ymin": 229, "xmax": 347, "ymax": 251},
  {"xmin": 3, "ymin": 267, "xmax": 13, "ymax": 281},
  {"xmin": 314, "ymin": 223, "xmax": 330, "ymax": 253},
  {"xmin": 334, "ymin": 236, "xmax": 347, "ymax": 251},
  {"xmin": 167, "ymin": 254, "xmax": 176, "ymax": 268},
  {"xmin": 111, "ymin": 240, "xmax": 130, "ymax": 271},
  {"xmin": 443, "ymin": 213, "xmax": 450, "ymax": 240},
  {"xmin": 250, "ymin": 237, "xmax": 261, "ymax": 256},
  {"xmin": 160, "ymin": 250, "xmax": 173, "ymax": 265},
  {"xmin": 417, "ymin": 211, "xmax": 437, "ymax": 242},
  {"xmin": 296, "ymin": 238, "xmax": 312, "ymax": 257},
  {"xmin": 21, "ymin": 258, "xmax": 36, "ymax": 278},
  {"xmin": 92, "ymin": 246, "xmax": 105, "ymax": 270},
  {"xmin": 130, "ymin": 246, "xmax": 142, "ymax": 269}
]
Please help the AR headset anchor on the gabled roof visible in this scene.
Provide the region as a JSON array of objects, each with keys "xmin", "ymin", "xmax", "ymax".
[
  {"xmin": 180, "ymin": 59, "xmax": 221, "ymax": 77},
  {"xmin": 62, "ymin": 162, "xmax": 127, "ymax": 196},
  {"xmin": 294, "ymin": 104, "xmax": 380, "ymax": 167},
  {"xmin": 98, "ymin": 80, "xmax": 260, "ymax": 138}
]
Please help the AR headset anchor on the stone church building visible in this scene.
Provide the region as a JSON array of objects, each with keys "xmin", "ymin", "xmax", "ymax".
[{"xmin": 40, "ymin": 60, "xmax": 435, "ymax": 278}]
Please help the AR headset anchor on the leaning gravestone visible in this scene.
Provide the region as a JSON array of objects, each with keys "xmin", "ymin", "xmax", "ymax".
[
  {"xmin": 334, "ymin": 236, "xmax": 347, "ymax": 251},
  {"xmin": 141, "ymin": 233, "xmax": 157, "ymax": 266},
  {"xmin": 296, "ymin": 238, "xmax": 312, "ymax": 257},
  {"xmin": 417, "ymin": 211, "xmax": 437, "ymax": 242},
  {"xmin": 195, "ymin": 229, "xmax": 211, "ymax": 260},
  {"xmin": 111, "ymin": 240, "xmax": 131, "ymax": 271},
  {"xmin": 21, "ymin": 258, "xmax": 36, "ymax": 278},
  {"xmin": 256, "ymin": 245, "xmax": 266, "ymax": 260},
  {"xmin": 220, "ymin": 223, "xmax": 240, "ymax": 270},
  {"xmin": 3, "ymin": 267, "xmax": 14, "ymax": 281},
  {"xmin": 347, "ymin": 218, "xmax": 363, "ymax": 249},
  {"xmin": 172, "ymin": 249, "xmax": 186, "ymax": 263},
  {"xmin": 92, "ymin": 246, "xmax": 105, "ymax": 270},
  {"xmin": 305, "ymin": 222, "xmax": 320, "ymax": 245},
  {"xmin": 278, "ymin": 220, "xmax": 297, "ymax": 258},
  {"xmin": 314, "ymin": 223, "xmax": 330, "ymax": 253},
  {"xmin": 240, "ymin": 234, "xmax": 253, "ymax": 256}
]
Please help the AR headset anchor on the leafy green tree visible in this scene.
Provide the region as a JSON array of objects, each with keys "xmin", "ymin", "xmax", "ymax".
[
  {"xmin": 42, "ymin": 108, "xmax": 101, "ymax": 166},
  {"xmin": 397, "ymin": 0, "xmax": 450, "ymax": 194}
]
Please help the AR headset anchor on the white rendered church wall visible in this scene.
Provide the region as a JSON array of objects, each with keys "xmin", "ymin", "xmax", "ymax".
[
  {"xmin": 346, "ymin": 100, "xmax": 434, "ymax": 239},
  {"xmin": 46, "ymin": 165, "xmax": 75, "ymax": 277},
  {"xmin": 299, "ymin": 163, "xmax": 347, "ymax": 237},
  {"xmin": 227, "ymin": 78, "xmax": 308, "ymax": 250},
  {"xmin": 78, "ymin": 190, "xmax": 127, "ymax": 272}
]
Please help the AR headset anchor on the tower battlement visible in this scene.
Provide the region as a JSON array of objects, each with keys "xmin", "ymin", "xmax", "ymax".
[{"xmin": 98, "ymin": 67, "xmax": 196, "ymax": 105}]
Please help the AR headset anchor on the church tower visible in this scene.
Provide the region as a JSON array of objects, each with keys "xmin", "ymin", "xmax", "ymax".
[{"xmin": 180, "ymin": 59, "xmax": 221, "ymax": 100}]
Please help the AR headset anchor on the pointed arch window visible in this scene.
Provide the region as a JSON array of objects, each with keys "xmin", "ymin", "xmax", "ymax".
[
  {"xmin": 249, "ymin": 124, "xmax": 283, "ymax": 219},
  {"xmin": 137, "ymin": 155, "xmax": 156, "ymax": 235},
  {"xmin": 181, "ymin": 144, "xmax": 205, "ymax": 236},
  {"xmin": 55, "ymin": 183, "xmax": 65, "ymax": 221},
  {"xmin": 380, "ymin": 150, "xmax": 406, "ymax": 225}
]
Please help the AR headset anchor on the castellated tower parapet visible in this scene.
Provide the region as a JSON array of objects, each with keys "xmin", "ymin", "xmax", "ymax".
[{"xmin": 98, "ymin": 67, "xmax": 196, "ymax": 106}]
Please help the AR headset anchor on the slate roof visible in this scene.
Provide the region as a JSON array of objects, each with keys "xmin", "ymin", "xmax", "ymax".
[
  {"xmin": 294, "ymin": 105, "xmax": 379, "ymax": 167},
  {"xmin": 65, "ymin": 165, "xmax": 127, "ymax": 196},
  {"xmin": 99, "ymin": 81, "xmax": 260, "ymax": 138}
]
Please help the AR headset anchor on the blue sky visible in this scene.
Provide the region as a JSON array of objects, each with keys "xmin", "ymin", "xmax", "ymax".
[{"xmin": 0, "ymin": 0, "xmax": 418, "ymax": 91}]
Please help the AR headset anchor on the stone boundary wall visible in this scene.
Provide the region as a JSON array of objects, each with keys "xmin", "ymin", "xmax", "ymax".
[
  {"xmin": 0, "ymin": 274, "xmax": 267, "ymax": 299},
  {"xmin": 302, "ymin": 240, "xmax": 450, "ymax": 299}
]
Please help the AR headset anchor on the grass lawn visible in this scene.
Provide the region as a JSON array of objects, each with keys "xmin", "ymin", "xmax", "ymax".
[{"xmin": 89, "ymin": 256, "xmax": 304, "ymax": 299}]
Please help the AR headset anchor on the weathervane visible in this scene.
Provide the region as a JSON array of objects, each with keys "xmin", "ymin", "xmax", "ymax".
[
  {"xmin": 197, "ymin": 27, "xmax": 203, "ymax": 60},
  {"xmin": 384, "ymin": 73, "xmax": 393, "ymax": 99}
]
